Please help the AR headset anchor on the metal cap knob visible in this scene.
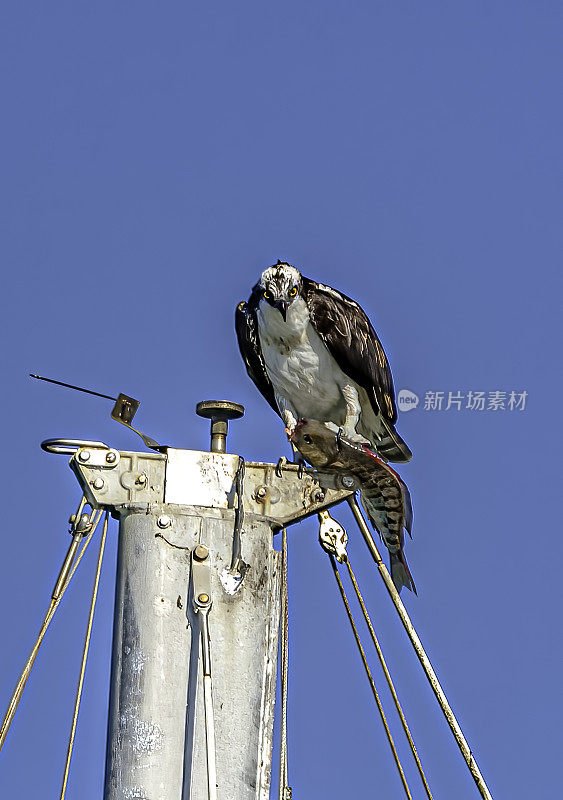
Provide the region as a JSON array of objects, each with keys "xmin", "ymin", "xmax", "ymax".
[{"xmin": 196, "ymin": 400, "xmax": 245, "ymax": 453}]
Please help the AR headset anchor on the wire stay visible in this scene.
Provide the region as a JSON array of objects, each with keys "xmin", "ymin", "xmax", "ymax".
[
  {"xmin": 348, "ymin": 495, "xmax": 494, "ymax": 800},
  {"xmin": 0, "ymin": 506, "xmax": 103, "ymax": 752},
  {"xmin": 345, "ymin": 558, "xmax": 434, "ymax": 799},
  {"xmin": 329, "ymin": 554, "xmax": 413, "ymax": 800},
  {"xmin": 59, "ymin": 511, "xmax": 109, "ymax": 799}
]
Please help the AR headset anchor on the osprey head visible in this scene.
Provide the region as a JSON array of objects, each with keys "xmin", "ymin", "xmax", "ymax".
[{"xmin": 256, "ymin": 260, "xmax": 302, "ymax": 321}]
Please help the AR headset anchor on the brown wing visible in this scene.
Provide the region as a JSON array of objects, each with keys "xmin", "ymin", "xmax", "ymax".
[
  {"xmin": 302, "ymin": 277, "xmax": 398, "ymax": 424},
  {"xmin": 235, "ymin": 299, "xmax": 280, "ymax": 416}
]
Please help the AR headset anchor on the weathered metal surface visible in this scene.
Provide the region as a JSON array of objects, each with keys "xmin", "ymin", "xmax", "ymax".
[
  {"xmin": 104, "ymin": 506, "xmax": 196, "ymax": 800},
  {"xmin": 165, "ymin": 450, "xmax": 240, "ymax": 507},
  {"xmin": 71, "ymin": 449, "xmax": 356, "ymax": 528},
  {"xmin": 183, "ymin": 510, "xmax": 281, "ymax": 800},
  {"xmin": 103, "ymin": 504, "xmax": 281, "ymax": 800},
  {"xmin": 67, "ymin": 447, "xmax": 356, "ymax": 800},
  {"xmin": 70, "ymin": 449, "xmax": 165, "ymax": 508}
]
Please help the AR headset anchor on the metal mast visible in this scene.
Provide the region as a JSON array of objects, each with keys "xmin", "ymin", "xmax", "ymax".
[{"xmin": 64, "ymin": 400, "xmax": 354, "ymax": 800}]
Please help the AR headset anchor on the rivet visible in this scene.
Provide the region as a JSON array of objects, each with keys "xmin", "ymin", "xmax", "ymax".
[
  {"xmin": 157, "ymin": 515, "xmax": 172, "ymax": 529},
  {"xmin": 92, "ymin": 477, "xmax": 105, "ymax": 490},
  {"xmin": 106, "ymin": 451, "xmax": 117, "ymax": 464},
  {"xmin": 78, "ymin": 450, "xmax": 90, "ymax": 462}
]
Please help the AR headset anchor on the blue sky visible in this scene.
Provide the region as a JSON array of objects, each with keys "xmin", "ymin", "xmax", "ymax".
[{"xmin": 1, "ymin": 2, "xmax": 561, "ymax": 798}]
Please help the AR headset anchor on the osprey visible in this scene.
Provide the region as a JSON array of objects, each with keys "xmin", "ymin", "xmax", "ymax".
[{"xmin": 235, "ymin": 261, "xmax": 411, "ymax": 462}]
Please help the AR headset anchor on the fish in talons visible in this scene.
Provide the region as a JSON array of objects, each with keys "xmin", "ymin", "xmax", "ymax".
[{"xmin": 291, "ymin": 419, "xmax": 416, "ymax": 594}]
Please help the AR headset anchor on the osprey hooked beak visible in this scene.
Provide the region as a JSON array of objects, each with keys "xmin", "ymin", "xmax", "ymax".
[{"xmin": 273, "ymin": 299, "xmax": 289, "ymax": 321}]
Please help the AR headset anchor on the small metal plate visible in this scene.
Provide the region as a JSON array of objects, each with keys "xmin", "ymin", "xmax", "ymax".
[{"xmin": 165, "ymin": 450, "xmax": 240, "ymax": 508}]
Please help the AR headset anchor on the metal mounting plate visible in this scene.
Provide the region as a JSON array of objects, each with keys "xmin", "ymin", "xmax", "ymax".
[{"xmin": 70, "ymin": 447, "xmax": 355, "ymax": 525}]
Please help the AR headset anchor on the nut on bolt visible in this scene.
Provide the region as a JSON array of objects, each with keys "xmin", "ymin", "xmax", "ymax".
[
  {"xmin": 106, "ymin": 451, "xmax": 117, "ymax": 464},
  {"xmin": 78, "ymin": 450, "xmax": 90, "ymax": 462},
  {"xmin": 136, "ymin": 473, "xmax": 147, "ymax": 486},
  {"xmin": 92, "ymin": 477, "xmax": 105, "ymax": 490},
  {"xmin": 255, "ymin": 485, "xmax": 268, "ymax": 501},
  {"xmin": 310, "ymin": 487, "xmax": 326, "ymax": 503},
  {"xmin": 198, "ymin": 593, "xmax": 210, "ymax": 604},
  {"xmin": 157, "ymin": 514, "xmax": 172, "ymax": 529},
  {"xmin": 193, "ymin": 545, "xmax": 209, "ymax": 561}
]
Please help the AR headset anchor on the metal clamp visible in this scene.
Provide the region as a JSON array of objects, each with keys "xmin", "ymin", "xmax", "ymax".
[
  {"xmin": 41, "ymin": 438, "xmax": 109, "ymax": 455},
  {"xmin": 52, "ymin": 496, "xmax": 97, "ymax": 601},
  {"xmin": 221, "ymin": 458, "xmax": 249, "ymax": 595},
  {"xmin": 191, "ymin": 545, "xmax": 217, "ymax": 800}
]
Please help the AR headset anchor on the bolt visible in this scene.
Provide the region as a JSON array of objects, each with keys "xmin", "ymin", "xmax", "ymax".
[
  {"xmin": 311, "ymin": 487, "xmax": 326, "ymax": 503},
  {"xmin": 157, "ymin": 514, "xmax": 172, "ymax": 529},
  {"xmin": 255, "ymin": 485, "xmax": 268, "ymax": 501},
  {"xmin": 136, "ymin": 473, "xmax": 147, "ymax": 486},
  {"xmin": 341, "ymin": 475, "xmax": 355, "ymax": 489},
  {"xmin": 198, "ymin": 593, "xmax": 210, "ymax": 604},
  {"xmin": 193, "ymin": 544, "xmax": 209, "ymax": 561},
  {"xmin": 78, "ymin": 450, "xmax": 90, "ymax": 462},
  {"xmin": 106, "ymin": 451, "xmax": 117, "ymax": 464},
  {"xmin": 92, "ymin": 477, "xmax": 105, "ymax": 490}
]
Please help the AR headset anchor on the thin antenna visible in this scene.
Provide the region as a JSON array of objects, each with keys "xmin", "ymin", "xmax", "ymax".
[
  {"xmin": 29, "ymin": 373, "xmax": 160, "ymax": 450},
  {"xmin": 29, "ymin": 374, "xmax": 117, "ymax": 402}
]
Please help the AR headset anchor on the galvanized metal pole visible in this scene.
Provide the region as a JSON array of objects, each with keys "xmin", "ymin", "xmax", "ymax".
[
  {"xmin": 67, "ymin": 403, "xmax": 353, "ymax": 800},
  {"xmin": 102, "ymin": 499, "xmax": 283, "ymax": 800}
]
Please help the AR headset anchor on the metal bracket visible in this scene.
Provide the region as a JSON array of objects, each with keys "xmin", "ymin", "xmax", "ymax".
[
  {"xmin": 110, "ymin": 394, "xmax": 162, "ymax": 452},
  {"xmin": 192, "ymin": 545, "xmax": 212, "ymax": 619},
  {"xmin": 318, "ymin": 510, "xmax": 348, "ymax": 563},
  {"xmin": 191, "ymin": 545, "xmax": 217, "ymax": 800},
  {"xmin": 75, "ymin": 447, "xmax": 121, "ymax": 468}
]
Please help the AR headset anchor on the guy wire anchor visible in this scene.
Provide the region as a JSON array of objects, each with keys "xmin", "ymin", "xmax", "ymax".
[
  {"xmin": 318, "ymin": 510, "xmax": 348, "ymax": 562},
  {"xmin": 191, "ymin": 544, "xmax": 218, "ymax": 800}
]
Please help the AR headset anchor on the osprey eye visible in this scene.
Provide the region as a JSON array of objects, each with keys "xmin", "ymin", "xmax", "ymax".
[
  {"xmin": 289, "ymin": 286, "xmax": 298, "ymax": 297},
  {"xmin": 263, "ymin": 290, "xmax": 271, "ymax": 300},
  {"xmin": 303, "ymin": 434, "xmax": 312, "ymax": 444}
]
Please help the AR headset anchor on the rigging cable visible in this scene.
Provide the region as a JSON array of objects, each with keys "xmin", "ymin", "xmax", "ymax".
[
  {"xmin": 59, "ymin": 510, "xmax": 109, "ymax": 799},
  {"xmin": 0, "ymin": 504, "xmax": 103, "ymax": 752},
  {"xmin": 345, "ymin": 558, "xmax": 434, "ymax": 799},
  {"xmin": 328, "ymin": 553, "xmax": 413, "ymax": 800},
  {"xmin": 278, "ymin": 527, "xmax": 292, "ymax": 800},
  {"xmin": 347, "ymin": 495, "xmax": 494, "ymax": 800}
]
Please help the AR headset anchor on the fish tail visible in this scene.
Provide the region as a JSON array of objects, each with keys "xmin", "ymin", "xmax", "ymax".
[
  {"xmin": 359, "ymin": 493, "xmax": 383, "ymax": 541},
  {"xmin": 390, "ymin": 551, "xmax": 417, "ymax": 595}
]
